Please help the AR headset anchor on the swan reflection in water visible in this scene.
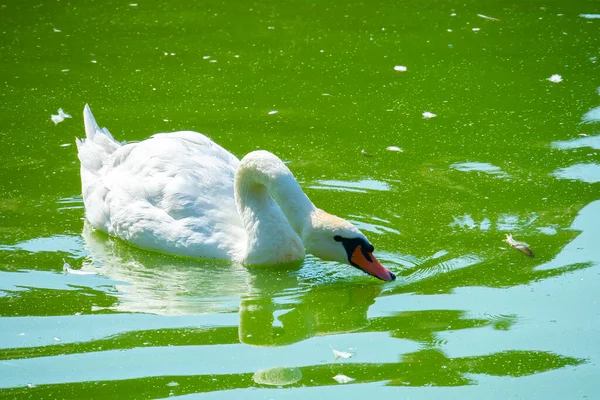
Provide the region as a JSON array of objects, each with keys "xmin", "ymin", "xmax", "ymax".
[
  {"xmin": 73, "ymin": 222, "xmax": 586, "ymax": 393},
  {"xmin": 81, "ymin": 221, "xmax": 382, "ymax": 346}
]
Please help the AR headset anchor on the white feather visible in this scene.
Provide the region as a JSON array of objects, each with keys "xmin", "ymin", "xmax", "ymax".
[
  {"xmin": 333, "ymin": 374, "xmax": 355, "ymax": 384},
  {"xmin": 51, "ymin": 108, "xmax": 72, "ymax": 124},
  {"xmin": 332, "ymin": 347, "xmax": 353, "ymax": 360}
]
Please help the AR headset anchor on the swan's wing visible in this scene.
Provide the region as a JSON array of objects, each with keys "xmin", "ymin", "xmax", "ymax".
[{"xmin": 92, "ymin": 131, "xmax": 245, "ymax": 259}]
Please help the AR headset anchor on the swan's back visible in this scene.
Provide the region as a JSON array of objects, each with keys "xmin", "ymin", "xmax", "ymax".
[{"xmin": 76, "ymin": 106, "xmax": 245, "ymax": 260}]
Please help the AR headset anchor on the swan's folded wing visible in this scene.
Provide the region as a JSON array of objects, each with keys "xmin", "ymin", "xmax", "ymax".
[{"xmin": 92, "ymin": 131, "xmax": 246, "ymax": 259}]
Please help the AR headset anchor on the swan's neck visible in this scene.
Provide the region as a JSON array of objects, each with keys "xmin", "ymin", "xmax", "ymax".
[{"xmin": 234, "ymin": 151, "xmax": 316, "ymax": 264}]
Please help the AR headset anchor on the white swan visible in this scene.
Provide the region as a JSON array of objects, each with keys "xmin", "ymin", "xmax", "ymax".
[{"xmin": 76, "ymin": 105, "xmax": 395, "ymax": 281}]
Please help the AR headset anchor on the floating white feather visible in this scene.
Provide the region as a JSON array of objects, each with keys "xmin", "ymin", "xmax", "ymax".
[
  {"xmin": 386, "ymin": 146, "xmax": 403, "ymax": 152},
  {"xmin": 547, "ymin": 74, "xmax": 562, "ymax": 83},
  {"xmin": 332, "ymin": 347, "xmax": 353, "ymax": 360},
  {"xmin": 333, "ymin": 374, "xmax": 355, "ymax": 384},
  {"xmin": 51, "ymin": 108, "xmax": 72, "ymax": 125}
]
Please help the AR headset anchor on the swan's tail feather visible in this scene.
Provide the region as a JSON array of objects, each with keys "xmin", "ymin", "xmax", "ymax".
[
  {"xmin": 81, "ymin": 104, "xmax": 121, "ymax": 153},
  {"xmin": 76, "ymin": 105, "xmax": 122, "ymax": 175},
  {"xmin": 76, "ymin": 105, "xmax": 120, "ymax": 232}
]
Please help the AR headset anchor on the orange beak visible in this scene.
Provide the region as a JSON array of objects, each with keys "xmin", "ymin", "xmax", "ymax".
[{"xmin": 350, "ymin": 246, "xmax": 396, "ymax": 281}]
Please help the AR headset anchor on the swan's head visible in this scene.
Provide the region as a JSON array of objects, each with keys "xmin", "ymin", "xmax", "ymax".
[{"xmin": 303, "ymin": 210, "xmax": 396, "ymax": 282}]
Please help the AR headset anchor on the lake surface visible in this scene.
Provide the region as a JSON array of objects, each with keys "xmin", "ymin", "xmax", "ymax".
[{"xmin": 1, "ymin": 0, "xmax": 599, "ymax": 398}]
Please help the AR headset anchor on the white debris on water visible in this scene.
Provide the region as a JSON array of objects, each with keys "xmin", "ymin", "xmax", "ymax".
[
  {"xmin": 268, "ymin": 110, "xmax": 278, "ymax": 115},
  {"xmin": 53, "ymin": 28, "xmax": 61, "ymax": 32},
  {"xmin": 580, "ymin": 14, "xmax": 600, "ymax": 19},
  {"xmin": 332, "ymin": 348, "xmax": 352, "ymax": 360},
  {"xmin": 386, "ymin": 146, "xmax": 403, "ymax": 152},
  {"xmin": 53, "ymin": 337, "xmax": 61, "ymax": 342},
  {"xmin": 394, "ymin": 65, "xmax": 407, "ymax": 72},
  {"xmin": 167, "ymin": 382, "xmax": 179, "ymax": 387},
  {"xmin": 333, "ymin": 374, "xmax": 355, "ymax": 384},
  {"xmin": 477, "ymin": 14, "xmax": 499, "ymax": 21},
  {"xmin": 472, "ymin": 27, "xmax": 481, "ymax": 31},
  {"xmin": 547, "ymin": 74, "xmax": 563, "ymax": 83},
  {"xmin": 203, "ymin": 55, "xmax": 211, "ymax": 59},
  {"xmin": 51, "ymin": 108, "xmax": 72, "ymax": 125},
  {"xmin": 422, "ymin": 111, "xmax": 437, "ymax": 119},
  {"xmin": 63, "ymin": 259, "xmax": 97, "ymax": 275},
  {"xmin": 60, "ymin": 143, "xmax": 71, "ymax": 147}
]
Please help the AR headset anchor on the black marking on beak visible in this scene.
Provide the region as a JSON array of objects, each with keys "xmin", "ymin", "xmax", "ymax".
[{"xmin": 334, "ymin": 235, "xmax": 375, "ymax": 265}]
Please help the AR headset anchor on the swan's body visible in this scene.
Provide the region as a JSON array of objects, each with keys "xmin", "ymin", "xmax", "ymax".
[{"xmin": 76, "ymin": 105, "xmax": 395, "ymax": 281}]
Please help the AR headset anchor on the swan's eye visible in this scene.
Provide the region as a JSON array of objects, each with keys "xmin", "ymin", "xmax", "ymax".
[{"xmin": 334, "ymin": 235, "xmax": 342, "ymax": 242}]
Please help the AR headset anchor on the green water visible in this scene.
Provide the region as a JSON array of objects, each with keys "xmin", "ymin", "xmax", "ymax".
[{"xmin": 1, "ymin": 0, "xmax": 600, "ymax": 398}]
